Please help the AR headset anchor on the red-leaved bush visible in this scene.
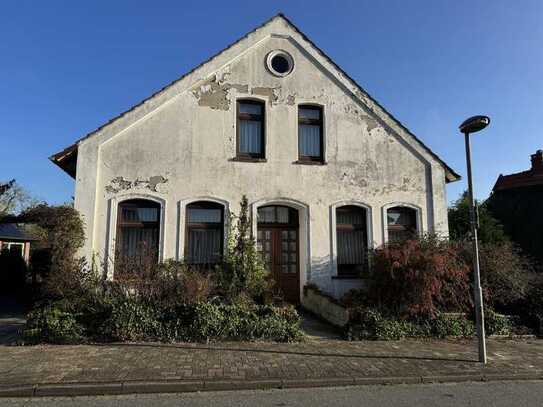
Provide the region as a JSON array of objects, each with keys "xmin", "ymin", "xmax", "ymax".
[{"xmin": 370, "ymin": 235, "xmax": 472, "ymax": 318}]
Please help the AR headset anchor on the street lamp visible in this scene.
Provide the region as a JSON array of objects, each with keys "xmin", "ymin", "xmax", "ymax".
[{"xmin": 459, "ymin": 115, "xmax": 490, "ymax": 364}]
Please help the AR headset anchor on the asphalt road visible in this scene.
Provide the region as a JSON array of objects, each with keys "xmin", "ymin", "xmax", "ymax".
[{"xmin": 2, "ymin": 381, "xmax": 543, "ymax": 407}]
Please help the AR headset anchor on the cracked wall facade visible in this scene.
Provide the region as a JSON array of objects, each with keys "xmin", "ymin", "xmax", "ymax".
[{"xmin": 73, "ymin": 30, "xmax": 450, "ymax": 299}]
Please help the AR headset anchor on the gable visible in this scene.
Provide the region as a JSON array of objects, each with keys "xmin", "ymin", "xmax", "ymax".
[{"xmin": 50, "ymin": 13, "xmax": 459, "ymax": 183}]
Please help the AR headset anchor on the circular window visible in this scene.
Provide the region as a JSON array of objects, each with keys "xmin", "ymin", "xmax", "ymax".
[{"xmin": 266, "ymin": 50, "xmax": 294, "ymax": 77}]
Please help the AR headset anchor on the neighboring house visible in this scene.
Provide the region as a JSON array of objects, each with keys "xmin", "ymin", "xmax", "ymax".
[
  {"xmin": 50, "ymin": 14, "xmax": 459, "ymax": 302},
  {"xmin": 0, "ymin": 223, "xmax": 38, "ymax": 264},
  {"xmin": 488, "ymin": 149, "xmax": 543, "ymax": 262}
]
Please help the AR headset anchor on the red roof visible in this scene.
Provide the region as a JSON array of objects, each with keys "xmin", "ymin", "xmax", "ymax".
[{"xmin": 493, "ymin": 150, "xmax": 543, "ymax": 191}]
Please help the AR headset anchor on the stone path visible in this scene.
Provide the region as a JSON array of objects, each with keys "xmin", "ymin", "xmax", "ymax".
[
  {"xmin": 1, "ymin": 337, "xmax": 542, "ymax": 393},
  {"xmin": 0, "ymin": 295, "xmax": 26, "ymax": 346}
]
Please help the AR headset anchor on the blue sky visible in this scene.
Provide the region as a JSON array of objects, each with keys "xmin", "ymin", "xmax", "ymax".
[{"xmin": 1, "ymin": 1, "xmax": 542, "ymax": 205}]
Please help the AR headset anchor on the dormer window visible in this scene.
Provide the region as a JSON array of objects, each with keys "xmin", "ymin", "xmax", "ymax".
[{"xmin": 236, "ymin": 100, "xmax": 265, "ymax": 160}]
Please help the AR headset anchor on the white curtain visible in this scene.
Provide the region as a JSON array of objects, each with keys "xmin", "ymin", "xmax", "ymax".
[
  {"xmin": 299, "ymin": 124, "xmax": 321, "ymax": 157},
  {"xmin": 239, "ymin": 120, "xmax": 262, "ymax": 154}
]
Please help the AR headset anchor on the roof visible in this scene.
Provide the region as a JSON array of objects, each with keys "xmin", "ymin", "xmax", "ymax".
[
  {"xmin": 51, "ymin": 13, "xmax": 460, "ymax": 183},
  {"xmin": 0, "ymin": 223, "xmax": 39, "ymax": 242},
  {"xmin": 493, "ymin": 150, "xmax": 543, "ymax": 192}
]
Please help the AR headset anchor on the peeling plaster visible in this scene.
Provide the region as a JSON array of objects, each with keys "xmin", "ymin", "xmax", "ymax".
[
  {"xmin": 105, "ymin": 175, "xmax": 168, "ymax": 194},
  {"xmin": 251, "ymin": 86, "xmax": 281, "ymax": 103},
  {"xmin": 191, "ymin": 74, "xmax": 249, "ymax": 111},
  {"xmin": 344, "ymin": 104, "xmax": 379, "ymax": 132},
  {"xmin": 285, "ymin": 94, "xmax": 296, "ymax": 105}
]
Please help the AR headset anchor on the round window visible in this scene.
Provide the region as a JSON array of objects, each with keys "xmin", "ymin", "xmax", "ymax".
[{"xmin": 266, "ymin": 50, "xmax": 294, "ymax": 77}]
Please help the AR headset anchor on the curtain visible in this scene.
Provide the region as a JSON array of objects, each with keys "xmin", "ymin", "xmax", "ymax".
[
  {"xmin": 299, "ymin": 124, "xmax": 321, "ymax": 157},
  {"xmin": 187, "ymin": 228, "xmax": 222, "ymax": 264},
  {"xmin": 118, "ymin": 227, "xmax": 159, "ymax": 260},
  {"xmin": 239, "ymin": 120, "xmax": 262, "ymax": 154},
  {"xmin": 337, "ymin": 229, "xmax": 366, "ymax": 265}
]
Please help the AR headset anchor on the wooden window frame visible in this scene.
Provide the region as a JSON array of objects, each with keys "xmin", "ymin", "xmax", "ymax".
[
  {"xmin": 387, "ymin": 206, "xmax": 418, "ymax": 242},
  {"xmin": 115, "ymin": 199, "xmax": 161, "ymax": 276},
  {"xmin": 185, "ymin": 201, "xmax": 224, "ymax": 266},
  {"xmin": 257, "ymin": 205, "xmax": 299, "ymax": 227},
  {"xmin": 236, "ymin": 99, "xmax": 265, "ymax": 160},
  {"xmin": 298, "ymin": 105, "xmax": 324, "ymax": 163},
  {"xmin": 336, "ymin": 205, "xmax": 368, "ymax": 278}
]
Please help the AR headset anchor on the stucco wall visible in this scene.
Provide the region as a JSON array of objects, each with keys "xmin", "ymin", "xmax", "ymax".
[{"xmin": 72, "ymin": 17, "xmax": 450, "ymax": 298}]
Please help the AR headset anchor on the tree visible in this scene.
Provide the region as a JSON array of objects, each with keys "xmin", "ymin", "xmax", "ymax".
[
  {"xmin": 0, "ymin": 179, "xmax": 39, "ymax": 217},
  {"xmin": 448, "ymin": 191, "xmax": 508, "ymax": 244}
]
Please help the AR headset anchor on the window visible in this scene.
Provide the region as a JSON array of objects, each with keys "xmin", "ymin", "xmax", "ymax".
[
  {"xmin": 115, "ymin": 199, "xmax": 161, "ymax": 273},
  {"xmin": 1, "ymin": 242, "xmax": 24, "ymax": 257},
  {"xmin": 298, "ymin": 105, "xmax": 323, "ymax": 162},
  {"xmin": 237, "ymin": 100, "xmax": 265, "ymax": 159},
  {"xmin": 336, "ymin": 205, "xmax": 368, "ymax": 277},
  {"xmin": 185, "ymin": 201, "xmax": 224, "ymax": 265},
  {"xmin": 266, "ymin": 50, "xmax": 294, "ymax": 77},
  {"xmin": 387, "ymin": 206, "xmax": 418, "ymax": 242}
]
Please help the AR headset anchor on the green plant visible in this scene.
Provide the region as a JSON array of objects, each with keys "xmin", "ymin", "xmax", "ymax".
[
  {"xmin": 217, "ymin": 196, "xmax": 272, "ymax": 301},
  {"xmin": 22, "ymin": 303, "xmax": 83, "ymax": 344},
  {"xmin": 484, "ymin": 309, "xmax": 513, "ymax": 336},
  {"xmin": 432, "ymin": 313, "xmax": 474, "ymax": 338}
]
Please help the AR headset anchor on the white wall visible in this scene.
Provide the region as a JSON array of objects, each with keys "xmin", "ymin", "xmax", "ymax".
[{"xmin": 72, "ymin": 18, "xmax": 450, "ymax": 298}]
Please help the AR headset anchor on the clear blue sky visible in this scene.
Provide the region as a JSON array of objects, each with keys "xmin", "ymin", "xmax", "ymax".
[{"xmin": 1, "ymin": 0, "xmax": 542, "ymax": 205}]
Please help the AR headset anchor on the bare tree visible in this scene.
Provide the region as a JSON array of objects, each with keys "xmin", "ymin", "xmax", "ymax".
[{"xmin": 0, "ymin": 179, "xmax": 39, "ymax": 216}]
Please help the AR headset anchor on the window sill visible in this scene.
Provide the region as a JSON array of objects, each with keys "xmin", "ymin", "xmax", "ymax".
[
  {"xmin": 292, "ymin": 160, "xmax": 327, "ymax": 166},
  {"xmin": 230, "ymin": 157, "xmax": 267, "ymax": 163}
]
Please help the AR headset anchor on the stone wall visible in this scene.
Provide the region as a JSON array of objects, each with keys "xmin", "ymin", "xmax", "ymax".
[{"xmin": 301, "ymin": 284, "xmax": 349, "ymax": 327}]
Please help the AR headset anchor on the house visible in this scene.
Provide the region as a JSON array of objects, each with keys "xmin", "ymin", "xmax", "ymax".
[
  {"xmin": 488, "ymin": 149, "xmax": 543, "ymax": 261},
  {"xmin": 50, "ymin": 14, "xmax": 459, "ymax": 302},
  {"xmin": 0, "ymin": 223, "xmax": 38, "ymax": 264}
]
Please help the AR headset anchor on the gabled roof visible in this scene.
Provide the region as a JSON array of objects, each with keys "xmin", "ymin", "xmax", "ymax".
[
  {"xmin": 51, "ymin": 13, "xmax": 460, "ymax": 183},
  {"xmin": 493, "ymin": 149, "xmax": 543, "ymax": 191}
]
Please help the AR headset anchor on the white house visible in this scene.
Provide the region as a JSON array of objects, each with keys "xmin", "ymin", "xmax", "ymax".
[{"xmin": 51, "ymin": 14, "xmax": 459, "ymax": 303}]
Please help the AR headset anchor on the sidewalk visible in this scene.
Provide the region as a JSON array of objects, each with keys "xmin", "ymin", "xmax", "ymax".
[{"xmin": 1, "ymin": 336, "xmax": 542, "ymax": 397}]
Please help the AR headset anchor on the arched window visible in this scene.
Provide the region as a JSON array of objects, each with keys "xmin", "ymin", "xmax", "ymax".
[
  {"xmin": 387, "ymin": 206, "xmax": 418, "ymax": 242},
  {"xmin": 336, "ymin": 205, "xmax": 368, "ymax": 277},
  {"xmin": 115, "ymin": 199, "xmax": 161, "ymax": 273},
  {"xmin": 185, "ymin": 201, "xmax": 224, "ymax": 265}
]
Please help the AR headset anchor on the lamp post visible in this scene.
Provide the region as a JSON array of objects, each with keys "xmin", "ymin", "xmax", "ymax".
[{"xmin": 459, "ymin": 115, "xmax": 490, "ymax": 364}]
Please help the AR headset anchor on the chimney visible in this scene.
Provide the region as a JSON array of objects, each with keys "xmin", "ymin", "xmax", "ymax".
[{"xmin": 531, "ymin": 149, "xmax": 543, "ymax": 172}]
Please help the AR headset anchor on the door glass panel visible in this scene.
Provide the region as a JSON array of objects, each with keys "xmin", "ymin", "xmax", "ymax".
[{"xmin": 289, "ymin": 230, "xmax": 296, "ymax": 239}]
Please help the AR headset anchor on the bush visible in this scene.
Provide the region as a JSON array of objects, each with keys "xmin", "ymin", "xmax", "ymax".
[
  {"xmin": 432, "ymin": 313, "xmax": 474, "ymax": 338},
  {"xmin": 370, "ymin": 235, "xmax": 472, "ymax": 318},
  {"xmin": 484, "ymin": 309, "xmax": 513, "ymax": 336},
  {"xmin": 217, "ymin": 196, "xmax": 272, "ymax": 302},
  {"xmin": 22, "ymin": 303, "xmax": 83, "ymax": 344}
]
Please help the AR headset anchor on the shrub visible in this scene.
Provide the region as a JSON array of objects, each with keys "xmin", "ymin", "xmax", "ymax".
[
  {"xmin": 484, "ymin": 309, "xmax": 513, "ymax": 336},
  {"xmin": 370, "ymin": 235, "xmax": 472, "ymax": 318},
  {"xmin": 432, "ymin": 313, "xmax": 474, "ymax": 338},
  {"xmin": 217, "ymin": 196, "xmax": 272, "ymax": 302},
  {"xmin": 22, "ymin": 303, "xmax": 83, "ymax": 344},
  {"xmin": 477, "ymin": 241, "xmax": 536, "ymax": 311},
  {"xmin": 345, "ymin": 307, "xmax": 475, "ymax": 341}
]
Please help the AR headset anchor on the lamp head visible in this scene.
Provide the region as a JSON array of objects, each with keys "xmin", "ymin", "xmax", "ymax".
[{"xmin": 459, "ymin": 115, "xmax": 490, "ymax": 134}]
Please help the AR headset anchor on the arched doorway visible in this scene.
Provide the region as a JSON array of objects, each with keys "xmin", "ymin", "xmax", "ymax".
[{"xmin": 257, "ymin": 205, "xmax": 300, "ymax": 303}]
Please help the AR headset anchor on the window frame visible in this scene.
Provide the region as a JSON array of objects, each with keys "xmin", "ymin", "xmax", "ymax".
[
  {"xmin": 335, "ymin": 205, "xmax": 368, "ymax": 278},
  {"xmin": 298, "ymin": 104, "xmax": 324, "ymax": 163},
  {"xmin": 386, "ymin": 205, "xmax": 419, "ymax": 243},
  {"xmin": 115, "ymin": 199, "xmax": 162, "ymax": 275},
  {"xmin": 185, "ymin": 201, "xmax": 225, "ymax": 265},
  {"xmin": 236, "ymin": 99, "xmax": 266, "ymax": 160}
]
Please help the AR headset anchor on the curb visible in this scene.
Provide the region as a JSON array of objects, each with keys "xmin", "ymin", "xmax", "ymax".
[{"xmin": 1, "ymin": 374, "xmax": 542, "ymax": 398}]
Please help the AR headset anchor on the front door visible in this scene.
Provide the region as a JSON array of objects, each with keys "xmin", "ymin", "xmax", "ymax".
[{"xmin": 257, "ymin": 205, "xmax": 300, "ymax": 303}]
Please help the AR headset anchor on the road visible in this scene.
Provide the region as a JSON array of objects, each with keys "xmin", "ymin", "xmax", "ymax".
[{"xmin": 2, "ymin": 381, "xmax": 543, "ymax": 406}]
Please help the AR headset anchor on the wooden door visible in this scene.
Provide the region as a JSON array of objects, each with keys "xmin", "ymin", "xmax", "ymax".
[{"xmin": 257, "ymin": 226, "xmax": 300, "ymax": 304}]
